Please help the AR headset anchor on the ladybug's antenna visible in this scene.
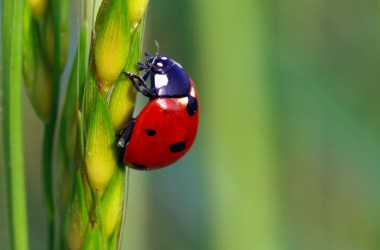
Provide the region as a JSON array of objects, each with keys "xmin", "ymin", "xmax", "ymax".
[{"xmin": 154, "ymin": 40, "xmax": 160, "ymax": 56}]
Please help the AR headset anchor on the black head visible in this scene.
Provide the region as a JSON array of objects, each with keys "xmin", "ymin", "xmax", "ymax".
[
  {"xmin": 145, "ymin": 54, "xmax": 175, "ymax": 74},
  {"xmin": 139, "ymin": 52, "xmax": 191, "ymax": 98}
]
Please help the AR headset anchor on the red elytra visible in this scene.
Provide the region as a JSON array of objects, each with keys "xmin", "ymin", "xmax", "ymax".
[{"xmin": 123, "ymin": 80, "xmax": 199, "ymax": 170}]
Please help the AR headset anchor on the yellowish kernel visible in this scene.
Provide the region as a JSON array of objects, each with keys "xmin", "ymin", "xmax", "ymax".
[
  {"xmin": 28, "ymin": 0, "xmax": 47, "ymax": 18},
  {"xmin": 128, "ymin": 0, "xmax": 149, "ymax": 29},
  {"xmin": 101, "ymin": 169, "xmax": 124, "ymax": 237},
  {"xmin": 85, "ymin": 94, "xmax": 117, "ymax": 196},
  {"xmin": 109, "ymin": 77, "xmax": 136, "ymax": 132},
  {"xmin": 94, "ymin": 0, "xmax": 130, "ymax": 88}
]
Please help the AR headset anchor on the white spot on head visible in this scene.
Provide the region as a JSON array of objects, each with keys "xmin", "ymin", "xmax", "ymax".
[
  {"xmin": 156, "ymin": 62, "xmax": 163, "ymax": 67},
  {"xmin": 154, "ymin": 74, "xmax": 169, "ymax": 88},
  {"xmin": 190, "ymin": 87, "xmax": 196, "ymax": 97},
  {"xmin": 161, "ymin": 57, "xmax": 168, "ymax": 60}
]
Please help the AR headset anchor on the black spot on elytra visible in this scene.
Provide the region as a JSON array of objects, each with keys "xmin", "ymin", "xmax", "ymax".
[
  {"xmin": 186, "ymin": 95, "xmax": 198, "ymax": 116},
  {"xmin": 132, "ymin": 163, "xmax": 147, "ymax": 170},
  {"xmin": 145, "ymin": 129, "xmax": 156, "ymax": 136},
  {"xmin": 169, "ymin": 142, "xmax": 186, "ymax": 153}
]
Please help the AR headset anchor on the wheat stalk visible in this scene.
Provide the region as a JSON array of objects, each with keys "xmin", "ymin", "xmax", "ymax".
[{"xmin": 63, "ymin": 0, "xmax": 148, "ymax": 248}]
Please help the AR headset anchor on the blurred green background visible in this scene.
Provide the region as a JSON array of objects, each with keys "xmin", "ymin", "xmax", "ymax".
[{"xmin": 3, "ymin": 0, "xmax": 380, "ymax": 249}]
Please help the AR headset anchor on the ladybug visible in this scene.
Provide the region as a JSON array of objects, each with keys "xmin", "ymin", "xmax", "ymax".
[{"xmin": 117, "ymin": 51, "xmax": 199, "ymax": 170}]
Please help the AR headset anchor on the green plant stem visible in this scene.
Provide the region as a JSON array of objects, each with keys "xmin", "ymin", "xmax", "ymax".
[
  {"xmin": 41, "ymin": 0, "xmax": 63, "ymax": 249},
  {"xmin": 1, "ymin": 0, "xmax": 29, "ymax": 250},
  {"xmin": 42, "ymin": 123, "xmax": 56, "ymax": 250}
]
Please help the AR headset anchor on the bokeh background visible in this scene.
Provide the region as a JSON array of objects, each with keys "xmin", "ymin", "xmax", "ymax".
[{"xmin": 2, "ymin": 0, "xmax": 380, "ymax": 249}]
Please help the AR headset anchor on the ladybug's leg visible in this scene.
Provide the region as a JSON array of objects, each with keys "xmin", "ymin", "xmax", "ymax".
[
  {"xmin": 142, "ymin": 71, "xmax": 149, "ymax": 81},
  {"xmin": 127, "ymin": 72, "xmax": 151, "ymax": 91},
  {"xmin": 123, "ymin": 72, "xmax": 157, "ymax": 98},
  {"xmin": 138, "ymin": 62, "xmax": 150, "ymax": 71},
  {"xmin": 117, "ymin": 119, "xmax": 136, "ymax": 149}
]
